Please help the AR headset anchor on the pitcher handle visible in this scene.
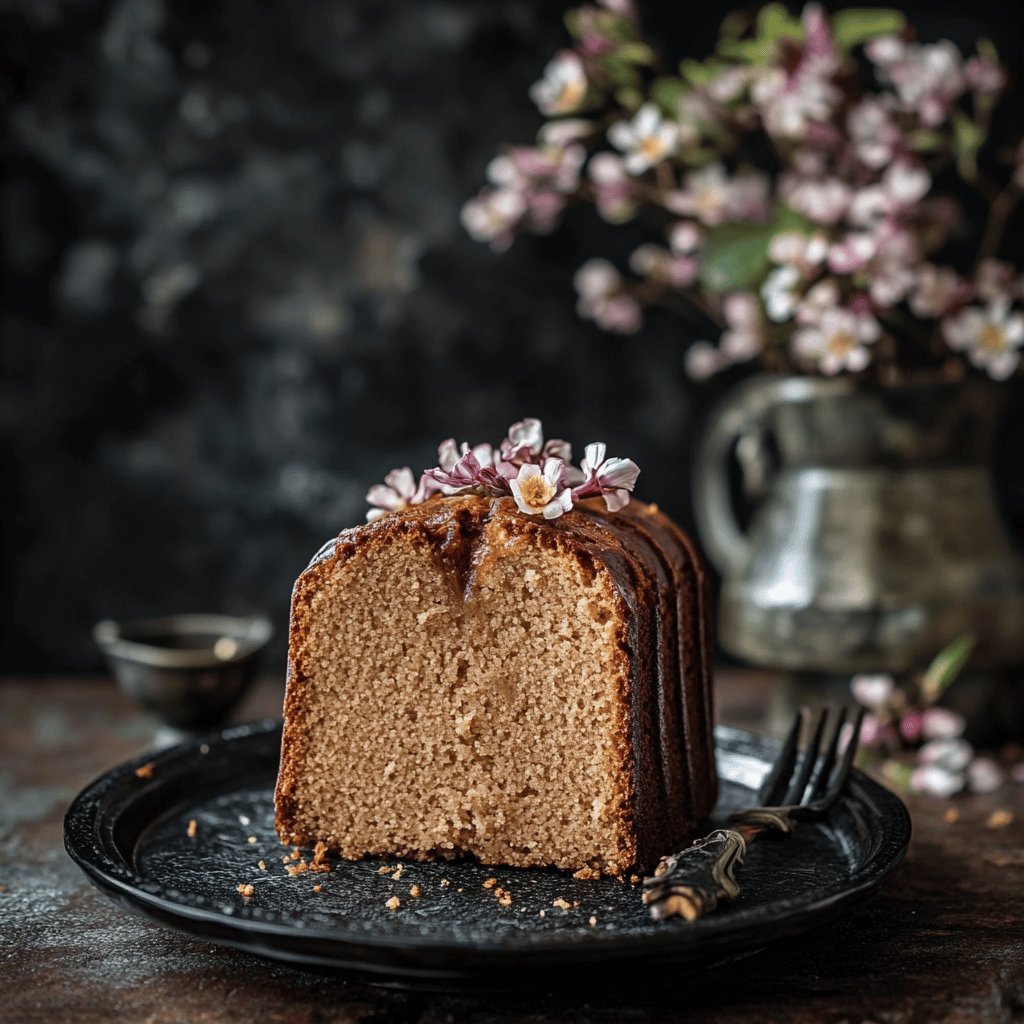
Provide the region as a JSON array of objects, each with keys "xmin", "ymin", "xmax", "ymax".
[{"xmin": 693, "ymin": 375, "xmax": 791, "ymax": 576}]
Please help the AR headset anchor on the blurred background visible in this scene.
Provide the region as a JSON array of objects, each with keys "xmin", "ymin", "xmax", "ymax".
[{"xmin": 3, "ymin": 0, "xmax": 1023, "ymax": 674}]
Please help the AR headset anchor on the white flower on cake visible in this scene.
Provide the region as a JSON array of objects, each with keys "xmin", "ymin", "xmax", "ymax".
[
  {"xmin": 365, "ymin": 420, "xmax": 640, "ymax": 521},
  {"xmin": 366, "ymin": 468, "xmax": 429, "ymax": 522},
  {"xmin": 607, "ymin": 104, "xmax": 678, "ymax": 175},
  {"xmin": 530, "ymin": 51, "xmax": 588, "ymax": 116},
  {"xmin": 942, "ymin": 298, "xmax": 1024, "ymax": 380},
  {"xmin": 509, "ymin": 460, "xmax": 574, "ymax": 519}
]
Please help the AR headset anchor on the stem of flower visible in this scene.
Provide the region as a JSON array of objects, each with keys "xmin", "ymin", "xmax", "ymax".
[{"xmin": 976, "ymin": 181, "xmax": 1023, "ymax": 266}]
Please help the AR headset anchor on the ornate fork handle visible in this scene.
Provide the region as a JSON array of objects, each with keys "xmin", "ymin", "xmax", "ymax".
[{"xmin": 642, "ymin": 809, "xmax": 795, "ymax": 921}]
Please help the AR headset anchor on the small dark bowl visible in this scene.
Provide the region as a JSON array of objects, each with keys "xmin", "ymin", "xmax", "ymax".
[{"xmin": 94, "ymin": 614, "xmax": 273, "ymax": 729}]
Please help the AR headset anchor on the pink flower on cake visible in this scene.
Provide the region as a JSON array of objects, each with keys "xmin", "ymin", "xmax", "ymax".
[
  {"xmin": 530, "ymin": 51, "xmax": 588, "ymax": 116},
  {"xmin": 509, "ymin": 459, "xmax": 574, "ymax": 519},
  {"xmin": 577, "ymin": 442, "xmax": 641, "ymax": 511},
  {"xmin": 607, "ymin": 103, "xmax": 678, "ymax": 175},
  {"xmin": 366, "ymin": 468, "xmax": 431, "ymax": 522},
  {"xmin": 942, "ymin": 298, "xmax": 1024, "ymax": 380}
]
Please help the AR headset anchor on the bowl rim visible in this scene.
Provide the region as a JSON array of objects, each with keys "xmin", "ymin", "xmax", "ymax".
[{"xmin": 94, "ymin": 613, "xmax": 273, "ymax": 669}]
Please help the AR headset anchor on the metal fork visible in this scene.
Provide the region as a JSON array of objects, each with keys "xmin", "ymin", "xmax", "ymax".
[{"xmin": 643, "ymin": 704, "xmax": 864, "ymax": 922}]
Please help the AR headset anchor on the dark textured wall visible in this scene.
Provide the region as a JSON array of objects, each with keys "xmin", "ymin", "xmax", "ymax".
[{"xmin": 3, "ymin": 0, "xmax": 1023, "ymax": 672}]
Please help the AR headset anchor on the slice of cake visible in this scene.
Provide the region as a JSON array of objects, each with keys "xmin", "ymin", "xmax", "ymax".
[{"xmin": 275, "ymin": 422, "xmax": 716, "ymax": 876}]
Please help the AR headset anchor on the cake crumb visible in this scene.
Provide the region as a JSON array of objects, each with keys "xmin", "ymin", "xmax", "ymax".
[
  {"xmin": 538, "ymin": 909, "xmax": 546, "ymax": 918},
  {"xmin": 482, "ymin": 877, "xmax": 497, "ymax": 889},
  {"xmin": 409, "ymin": 884, "xmax": 422, "ymax": 898},
  {"xmin": 573, "ymin": 867, "xmax": 600, "ymax": 881},
  {"xmin": 629, "ymin": 874, "xmax": 641, "ymax": 885},
  {"xmin": 386, "ymin": 896, "xmax": 401, "ymax": 910},
  {"xmin": 258, "ymin": 860, "xmax": 267, "ymax": 871},
  {"xmin": 572, "ymin": 900, "xmax": 580, "ymax": 908},
  {"xmin": 282, "ymin": 855, "xmax": 291, "ymax": 863},
  {"xmin": 552, "ymin": 898, "xmax": 571, "ymax": 910},
  {"xmin": 247, "ymin": 835, "xmax": 258, "ymax": 844},
  {"xmin": 378, "ymin": 865, "xmax": 393, "ymax": 874},
  {"xmin": 186, "ymin": 819, "xmax": 197, "ymax": 839},
  {"xmin": 236, "ymin": 883, "xmax": 255, "ymax": 897},
  {"xmin": 392, "ymin": 864, "xmax": 404, "ymax": 880},
  {"xmin": 134, "ymin": 762, "xmax": 155, "ymax": 779},
  {"xmin": 312, "ymin": 841, "xmax": 328, "ymax": 866},
  {"xmin": 439, "ymin": 878, "xmax": 450, "ymax": 889},
  {"xmin": 944, "ymin": 807, "xmax": 960, "ymax": 824},
  {"xmin": 589, "ymin": 916, "xmax": 598, "ymax": 926},
  {"xmin": 289, "ymin": 847, "xmax": 302, "ymax": 861},
  {"xmin": 457, "ymin": 887, "xmax": 464, "ymax": 893},
  {"xmin": 494, "ymin": 887, "xmax": 512, "ymax": 907},
  {"xmin": 987, "ymin": 809, "xmax": 1014, "ymax": 830},
  {"xmin": 312, "ymin": 884, "xmax": 322, "ymax": 893},
  {"xmin": 239, "ymin": 815, "xmax": 251, "ymax": 826}
]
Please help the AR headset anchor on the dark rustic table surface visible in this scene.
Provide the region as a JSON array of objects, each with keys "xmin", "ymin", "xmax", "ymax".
[{"xmin": 3, "ymin": 672, "xmax": 1023, "ymax": 1023}]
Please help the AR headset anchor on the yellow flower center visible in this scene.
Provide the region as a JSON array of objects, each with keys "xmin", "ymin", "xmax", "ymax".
[
  {"xmin": 827, "ymin": 330, "xmax": 857, "ymax": 357},
  {"xmin": 554, "ymin": 79, "xmax": 586, "ymax": 112},
  {"xmin": 637, "ymin": 135, "xmax": 666, "ymax": 162},
  {"xmin": 519, "ymin": 474, "xmax": 555, "ymax": 509},
  {"xmin": 979, "ymin": 322, "xmax": 1006, "ymax": 352}
]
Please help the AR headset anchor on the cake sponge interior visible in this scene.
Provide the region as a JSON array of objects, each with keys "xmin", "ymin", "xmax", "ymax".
[{"xmin": 276, "ymin": 525, "xmax": 636, "ymax": 875}]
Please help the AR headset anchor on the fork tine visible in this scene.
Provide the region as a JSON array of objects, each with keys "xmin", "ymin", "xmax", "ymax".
[
  {"xmin": 820, "ymin": 707, "xmax": 865, "ymax": 806},
  {"xmin": 758, "ymin": 708, "xmax": 806, "ymax": 805},
  {"xmin": 784, "ymin": 705, "xmax": 828, "ymax": 805},
  {"xmin": 807, "ymin": 706, "xmax": 846, "ymax": 800}
]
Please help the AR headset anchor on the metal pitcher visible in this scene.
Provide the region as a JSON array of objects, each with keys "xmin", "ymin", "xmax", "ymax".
[{"xmin": 694, "ymin": 375, "xmax": 1024, "ymax": 672}]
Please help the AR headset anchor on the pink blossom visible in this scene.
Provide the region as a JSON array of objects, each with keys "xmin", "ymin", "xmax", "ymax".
[
  {"xmin": 828, "ymin": 233, "xmax": 876, "ymax": 274},
  {"xmin": 768, "ymin": 230, "xmax": 828, "ymax": 269},
  {"xmin": 851, "ymin": 672, "xmax": 895, "ymax": 709},
  {"xmin": 530, "ymin": 51, "xmax": 588, "ymax": 117},
  {"xmin": 846, "ymin": 97, "xmax": 902, "ymax": 169},
  {"xmin": 509, "ymin": 459, "xmax": 573, "ymax": 519},
  {"xmin": 793, "ymin": 306, "xmax": 880, "ymax": 375},
  {"xmin": 919, "ymin": 737, "xmax": 973, "ymax": 772},
  {"xmin": 720, "ymin": 291, "xmax": 764, "ymax": 362},
  {"xmin": 900, "ymin": 710, "xmax": 924, "ymax": 744},
  {"xmin": 669, "ymin": 221, "xmax": 702, "ymax": 254},
  {"xmin": 577, "ymin": 442, "xmax": 641, "ymax": 511},
  {"xmin": 761, "ymin": 264, "xmax": 803, "ymax": 323},
  {"xmin": 909, "ymin": 265, "xmax": 965, "ymax": 318},
  {"xmin": 538, "ymin": 118, "xmax": 594, "ymax": 148},
  {"xmin": 488, "ymin": 144, "xmax": 585, "ymax": 195},
  {"xmin": 911, "ymin": 763, "xmax": 964, "ymax": 798},
  {"xmin": 921, "ymin": 707, "xmax": 967, "ymax": 741},
  {"xmin": 366, "ymin": 467, "xmax": 431, "ymax": 522},
  {"xmin": 967, "ymin": 757, "xmax": 1004, "ymax": 794},
  {"xmin": 629, "ymin": 245, "xmax": 697, "ymax": 289},
  {"xmin": 874, "ymin": 39, "xmax": 967, "ymax": 127},
  {"xmin": 608, "ymin": 103, "xmax": 679, "ymax": 175},
  {"xmin": 795, "ymin": 279, "xmax": 841, "ymax": 327},
  {"xmin": 666, "ymin": 163, "xmax": 733, "ymax": 227},
  {"xmin": 975, "ymin": 259, "xmax": 1016, "ymax": 302},
  {"xmin": 588, "ymin": 152, "xmax": 638, "ymax": 224},
  {"xmin": 685, "ymin": 340, "xmax": 728, "ymax": 381},
  {"xmin": 964, "ymin": 55, "xmax": 1005, "ymax": 94},
  {"xmin": 781, "ymin": 175, "xmax": 852, "ymax": 225},
  {"xmin": 943, "ymin": 297, "xmax": 1024, "ymax": 380},
  {"xmin": 460, "ymin": 188, "xmax": 527, "ymax": 251},
  {"xmin": 574, "ymin": 259, "xmax": 643, "ymax": 334}
]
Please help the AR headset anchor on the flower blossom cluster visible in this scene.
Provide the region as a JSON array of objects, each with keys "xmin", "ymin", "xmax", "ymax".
[
  {"xmin": 463, "ymin": 1, "xmax": 1024, "ymax": 383},
  {"xmin": 366, "ymin": 419, "xmax": 640, "ymax": 523},
  {"xmin": 849, "ymin": 638, "xmax": 1024, "ymax": 798}
]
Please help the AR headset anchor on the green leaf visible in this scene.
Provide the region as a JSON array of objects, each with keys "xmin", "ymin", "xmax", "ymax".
[
  {"xmin": 831, "ymin": 9, "xmax": 905, "ymax": 51},
  {"xmin": 953, "ymin": 112, "xmax": 984, "ymax": 180},
  {"xmin": 908, "ymin": 129, "xmax": 944, "ymax": 153},
  {"xmin": 615, "ymin": 41, "xmax": 657, "ymax": 65},
  {"xmin": 564, "ymin": 9, "xmax": 582, "ymax": 39},
  {"xmin": 921, "ymin": 634, "xmax": 975, "ymax": 704},
  {"xmin": 602, "ymin": 56, "xmax": 640, "ymax": 88},
  {"xmin": 977, "ymin": 38, "xmax": 1000, "ymax": 65},
  {"xmin": 651, "ymin": 76, "xmax": 687, "ymax": 115},
  {"xmin": 699, "ymin": 221, "xmax": 775, "ymax": 293},
  {"xmin": 698, "ymin": 204, "xmax": 811, "ymax": 293},
  {"xmin": 614, "ymin": 86, "xmax": 644, "ymax": 112},
  {"xmin": 757, "ymin": 3, "xmax": 803, "ymax": 44}
]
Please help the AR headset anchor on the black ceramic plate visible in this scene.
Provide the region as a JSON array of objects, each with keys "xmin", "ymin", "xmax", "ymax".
[{"xmin": 64, "ymin": 720, "xmax": 910, "ymax": 991}]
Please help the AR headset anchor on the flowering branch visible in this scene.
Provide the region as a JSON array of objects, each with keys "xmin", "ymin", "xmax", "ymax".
[
  {"xmin": 365, "ymin": 419, "xmax": 640, "ymax": 522},
  {"xmin": 463, "ymin": 1, "xmax": 1024, "ymax": 384}
]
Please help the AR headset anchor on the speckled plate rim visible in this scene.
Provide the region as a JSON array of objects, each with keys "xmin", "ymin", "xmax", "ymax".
[{"xmin": 64, "ymin": 719, "xmax": 911, "ymax": 979}]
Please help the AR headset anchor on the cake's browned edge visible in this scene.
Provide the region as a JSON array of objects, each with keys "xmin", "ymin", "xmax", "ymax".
[{"xmin": 274, "ymin": 495, "xmax": 717, "ymax": 874}]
